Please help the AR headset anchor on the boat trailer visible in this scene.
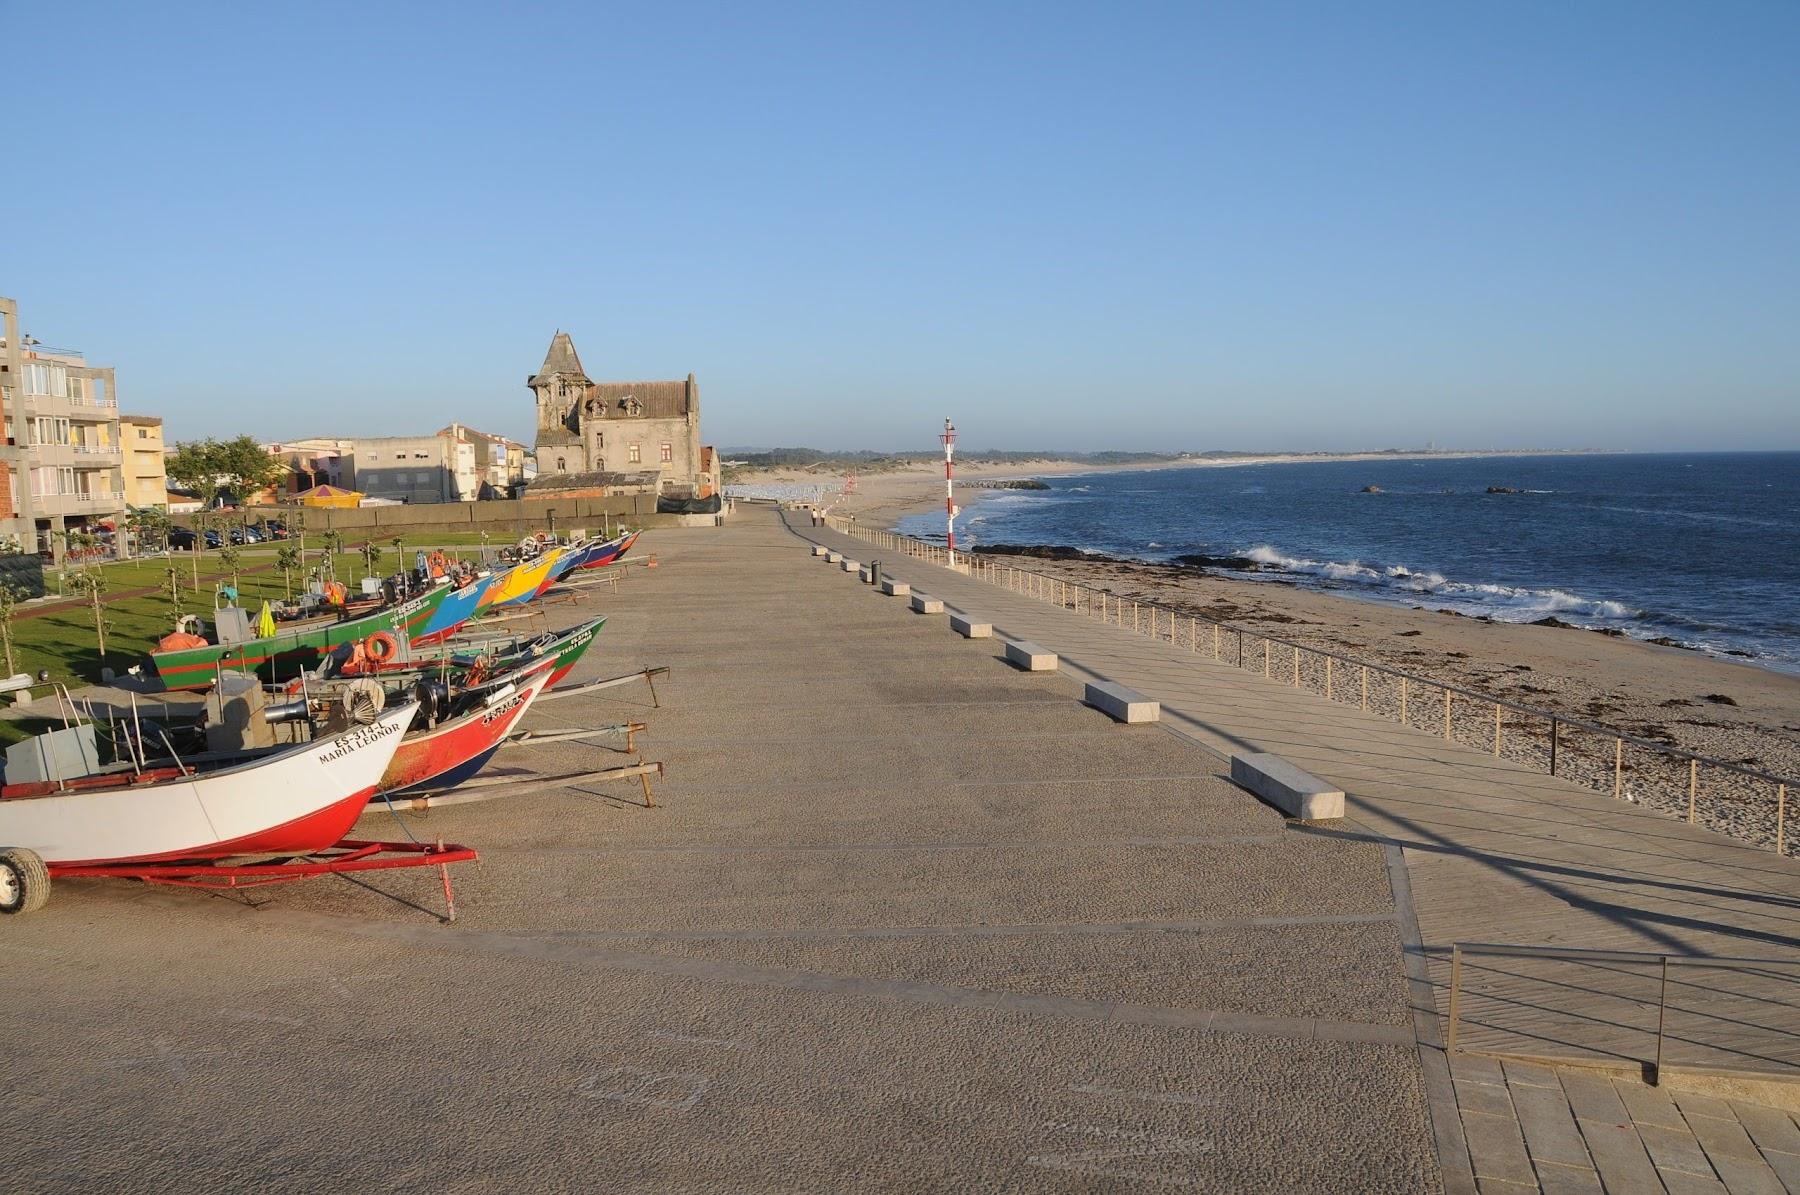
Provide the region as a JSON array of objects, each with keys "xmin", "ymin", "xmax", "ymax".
[
  {"xmin": 382, "ymin": 759, "xmax": 666, "ymax": 811},
  {"xmin": 48, "ymin": 839, "xmax": 478, "ymax": 921},
  {"xmin": 537, "ymin": 666, "xmax": 669, "ymax": 708}
]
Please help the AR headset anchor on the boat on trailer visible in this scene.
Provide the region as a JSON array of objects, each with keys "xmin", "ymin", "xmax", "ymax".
[
  {"xmin": 378, "ymin": 659, "xmax": 555, "ymax": 795},
  {"xmin": 146, "ymin": 583, "xmax": 456, "ymax": 691},
  {"xmin": 0, "ymin": 702, "xmax": 474, "ymax": 917}
]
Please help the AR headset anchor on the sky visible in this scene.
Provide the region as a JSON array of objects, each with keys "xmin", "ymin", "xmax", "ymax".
[{"xmin": 6, "ymin": 1, "xmax": 1798, "ymax": 453}]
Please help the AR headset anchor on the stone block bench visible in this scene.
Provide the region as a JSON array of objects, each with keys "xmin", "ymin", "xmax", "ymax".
[
  {"xmin": 1229, "ymin": 753, "xmax": 1345, "ymax": 820},
  {"xmin": 880, "ymin": 579, "xmax": 910, "ymax": 597},
  {"xmin": 1084, "ymin": 681, "xmax": 1159, "ymax": 724},
  {"xmin": 911, "ymin": 593, "xmax": 944, "ymax": 614},
  {"xmin": 950, "ymin": 614, "xmax": 991, "ymax": 639},
  {"xmin": 826, "ymin": 551, "xmax": 842, "ymax": 564},
  {"xmin": 1003, "ymin": 639, "xmax": 1057, "ymax": 672},
  {"xmin": 812, "ymin": 544, "xmax": 827, "ymax": 556},
  {"xmin": 841, "ymin": 558, "xmax": 860, "ymax": 573}
]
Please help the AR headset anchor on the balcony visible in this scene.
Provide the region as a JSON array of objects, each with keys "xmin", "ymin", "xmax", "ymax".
[
  {"xmin": 15, "ymin": 392, "xmax": 119, "ymax": 420},
  {"xmin": 26, "ymin": 490, "xmax": 127, "ymax": 518},
  {"xmin": 22, "ymin": 442, "xmax": 123, "ymax": 466}
]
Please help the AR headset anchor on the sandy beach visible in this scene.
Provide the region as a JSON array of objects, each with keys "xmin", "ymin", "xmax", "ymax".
[{"xmin": 735, "ymin": 458, "xmax": 1800, "ymax": 834}]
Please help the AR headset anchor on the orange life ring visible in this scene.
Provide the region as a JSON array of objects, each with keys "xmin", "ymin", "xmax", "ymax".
[{"xmin": 364, "ymin": 631, "xmax": 399, "ymax": 663}]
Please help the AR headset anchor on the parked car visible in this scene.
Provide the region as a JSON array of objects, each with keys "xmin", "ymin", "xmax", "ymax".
[
  {"xmin": 228, "ymin": 525, "xmax": 264, "ymax": 545},
  {"xmin": 255, "ymin": 520, "xmax": 291, "ymax": 540},
  {"xmin": 170, "ymin": 527, "xmax": 222, "ymax": 550}
]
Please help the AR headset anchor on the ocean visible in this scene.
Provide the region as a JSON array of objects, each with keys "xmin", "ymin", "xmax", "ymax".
[{"xmin": 898, "ymin": 452, "xmax": 1800, "ymax": 674}]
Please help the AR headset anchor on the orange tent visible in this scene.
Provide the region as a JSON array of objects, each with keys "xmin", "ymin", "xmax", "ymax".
[{"xmin": 298, "ymin": 484, "xmax": 363, "ymax": 509}]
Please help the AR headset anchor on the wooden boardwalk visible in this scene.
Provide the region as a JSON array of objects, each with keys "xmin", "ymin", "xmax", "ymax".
[{"xmin": 794, "ymin": 508, "xmax": 1800, "ymax": 1193}]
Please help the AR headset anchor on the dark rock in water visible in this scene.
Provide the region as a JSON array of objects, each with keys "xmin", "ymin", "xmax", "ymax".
[
  {"xmin": 975, "ymin": 478, "xmax": 1051, "ymax": 490},
  {"xmin": 1170, "ymin": 552, "xmax": 1263, "ymax": 572},
  {"xmin": 1533, "ymin": 616, "xmax": 1575, "ymax": 628},
  {"xmin": 979, "ymin": 543, "xmax": 1116, "ymax": 562},
  {"xmin": 1591, "ymin": 627, "xmax": 1625, "ymax": 637},
  {"xmin": 1725, "ymin": 649, "xmax": 1754, "ymax": 658},
  {"xmin": 1701, "ymin": 693, "xmax": 1739, "ymax": 706},
  {"xmin": 1646, "ymin": 636, "xmax": 1694, "ymax": 650},
  {"xmin": 1359, "ymin": 485, "xmax": 1383, "ymax": 493},
  {"xmin": 1486, "ymin": 485, "xmax": 1521, "ymax": 494}
]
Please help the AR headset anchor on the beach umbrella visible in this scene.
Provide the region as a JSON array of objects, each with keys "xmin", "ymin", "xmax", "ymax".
[{"xmin": 256, "ymin": 601, "xmax": 277, "ymax": 638}]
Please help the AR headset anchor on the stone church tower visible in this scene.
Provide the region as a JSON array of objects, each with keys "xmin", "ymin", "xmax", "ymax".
[{"xmin": 528, "ymin": 330, "xmax": 710, "ymax": 496}]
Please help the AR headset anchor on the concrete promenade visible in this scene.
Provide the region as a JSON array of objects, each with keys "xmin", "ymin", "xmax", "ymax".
[
  {"xmin": 5, "ymin": 511, "xmax": 1446, "ymax": 1191},
  {"xmin": 794, "ymin": 509, "xmax": 1800, "ymax": 1194}
]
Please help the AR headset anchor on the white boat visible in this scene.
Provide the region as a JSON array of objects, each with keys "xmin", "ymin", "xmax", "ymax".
[{"xmin": 0, "ymin": 703, "xmax": 416, "ymax": 870}]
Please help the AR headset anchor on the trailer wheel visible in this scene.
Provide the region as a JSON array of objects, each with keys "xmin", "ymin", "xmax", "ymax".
[{"xmin": 0, "ymin": 848, "xmax": 51, "ymax": 915}]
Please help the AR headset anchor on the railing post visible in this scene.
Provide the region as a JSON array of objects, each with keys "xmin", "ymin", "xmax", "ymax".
[
  {"xmin": 1614, "ymin": 739, "xmax": 1623, "ymax": 798},
  {"xmin": 1362, "ymin": 666, "xmax": 1369, "ymax": 711},
  {"xmin": 1264, "ymin": 639, "xmax": 1271, "ymax": 678},
  {"xmin": 1779, "ymin": 784, "xmax": 1788, "ymax": 856},
  {"xmin": 1291, "ymin": 646, "xmax": 1300, "ymax": 687},
  {"xmin": 1550, "ymin": 717, "xmax": 1558, "ymax": 775},
  {"xmin": 1653, "ymin": 955, "xmax": 1670, "ymax": 1084},
  {"xmin": 1213, "ymin": 623, "xmax": 1221, "ymax": 661},
  {"xmin": 1688, "ymin": 759, "xmax": 1699, "ymax": 824},
  {"xmin": 1444, "ymin": 688, "xmax": 1452, "ymax": 741},
  {"xmin": 1400, "ymin": 676, "xmax": 1408, "ymax": 725},
  {"xmin": 1446, "ymin": 945, "xmax": 1463, "ymax": 1053},
  {"xmin": 1190, "ymin": 617, "xmax": 1197, "ymax": 652},
  {"xmin": 1326, "ymin": 657, "xmax": 1333, "ymax": 700}
]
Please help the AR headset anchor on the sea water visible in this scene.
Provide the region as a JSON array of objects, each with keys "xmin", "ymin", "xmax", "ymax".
[{"xmin": 898, "ymin": 452, "xmax": 1800, "ymax": 673}]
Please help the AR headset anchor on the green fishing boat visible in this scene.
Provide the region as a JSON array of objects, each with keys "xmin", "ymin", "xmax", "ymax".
[{"xmin": 146, "ymin": 584, "xmax": 455, "ymax": 691}]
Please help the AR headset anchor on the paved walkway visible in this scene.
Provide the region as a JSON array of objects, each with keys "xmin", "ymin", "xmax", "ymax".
[
  {"xmin": 5, "ymin": 512, "xmax": 1443, "ymax": 1191},
  {"xmin": 792, "ymin": 508, "xmax": 1800, "ymax": 1194}
]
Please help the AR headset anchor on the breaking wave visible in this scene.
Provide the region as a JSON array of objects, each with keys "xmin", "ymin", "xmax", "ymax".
[{"xmin": 1240, "ymin": 546, "xmax": 1639, "ymax": 622}]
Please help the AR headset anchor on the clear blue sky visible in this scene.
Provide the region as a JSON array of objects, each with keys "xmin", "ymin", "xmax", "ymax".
[{"xmin": 8, "ymin": 1, "xmax": 1797, "ymax": 452}]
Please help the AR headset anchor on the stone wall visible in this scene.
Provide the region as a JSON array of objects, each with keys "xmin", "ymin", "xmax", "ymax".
[{"xmin": 173, "ymin": 494, "xmax": 671, "ymax": 539}]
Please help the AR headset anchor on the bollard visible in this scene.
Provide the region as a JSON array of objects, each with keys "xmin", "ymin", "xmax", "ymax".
[{"xmin": 871, "ymin": 559, "xmax": 883, "ymax": 588}]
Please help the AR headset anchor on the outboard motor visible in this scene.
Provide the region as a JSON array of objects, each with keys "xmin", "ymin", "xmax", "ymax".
[{"xmin": 410, "ymin": 678, "xmax": 451, "ymax": 728}]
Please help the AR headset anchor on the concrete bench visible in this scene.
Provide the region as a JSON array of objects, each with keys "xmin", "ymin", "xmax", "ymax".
[
  {"xmin": 910, "ymin": 593, "xmax": 944, "ymax": 614},
  {"xmin": 841, "ymin": 558, "xmax": 860, "ymax": 573},
  {"xmin": 1229, "ymin": 753, "xmax": 1345, "ymax": 820},
  {"xmin": 1084, "ymin": 681, "xmax": 1159, "ymax": 724},
  {"xmin": 858, "ymin": 566, "xmax": 872, "ymax": 582},
  {"xmin": 1003, "ymin": 639, "xmax": 1057, "ymax": 672},
  {"xmin": 950, "ymin": 614, "xmax": 991, "ymax": 639},
  {"xmin": 880, "ymin": 579, "xmax": 910, "ymax": 597},
  {"xmin": 811, "ymin": 545, "xmax": 826, "ymax": 556},
  {"xmin": 826, "ymin": 552, "xmax": 842, "ymax": 564}
]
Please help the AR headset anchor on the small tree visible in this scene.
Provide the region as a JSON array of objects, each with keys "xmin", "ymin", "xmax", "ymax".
[
  {"xmin": 275, "ymin": 544, "xmax": 300, "ymax": 597},
  {"xmin": 66, "ymin": 569, "xmax": 109, "ymax": 663},
  {"xmin": 289, "ymin": 507, "xmax": 309, "ymax": 572},
  {"xmin": 0, "ymin": 582, "xmax": 22, "ymax": 676},
  {"xmin": 190, "ymin": 510, "xmax": 212, "ymax": 588},
  {"xmin": 361, "ymin": 541, "xmax": 381, "ymax": 579},
  {"xmin": 219, "ymin": 544, "xmax": 243, "ymax": 594},
  {"xmin": 321, "ymin": 530, "xmax": 343, "ymax": 581},
  {"xmin": 126, "ymin": 506, "xmax": 172, "ymax": 559},
  {"xmin": 166, "ymin": 566, "xmax": 185, "ymax": 619},
  {"xmin": 390, "ymin": 536, "xmax": 406, "ymax": 571}
]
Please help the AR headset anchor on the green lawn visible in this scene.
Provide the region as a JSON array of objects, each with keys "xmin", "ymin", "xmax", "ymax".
[{"xmin": 7, "ymin": 536, "xmax": 503, "ymax": 687}]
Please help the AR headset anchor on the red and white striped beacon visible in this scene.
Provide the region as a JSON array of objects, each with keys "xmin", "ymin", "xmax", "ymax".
[{"xmin": 941, "ymin": 418, "xmax": 959, "ymax": 560}]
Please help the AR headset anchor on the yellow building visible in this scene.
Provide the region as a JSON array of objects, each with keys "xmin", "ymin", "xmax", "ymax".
[{"xmin": 118, "ymin": 414, "xmax": 168, "ymax": 508}]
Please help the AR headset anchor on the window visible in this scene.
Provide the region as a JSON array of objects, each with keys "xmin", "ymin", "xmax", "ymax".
[
  {"xmin": 364, "ymin": 472, "xmax": 380, "ymax": 486},
  {"xmin": 137, "ymin": 427, "xmax": 149, "ymax": 439},
  {"xmin": 660, "ymin": 443, "xmax": 673, "ymax": 463},
  {"xmin": 556, "ymin": 457, "xmax": 566, "ymax": 471},
  {"xmin": 395, "ymin": 452, "xmax": 407, "ymax": 460},
  {"xmin": 627, "ymin": 443, "xmax": 641, "ymax": 464},
  {"xmin": 414, "ymin": 451, "xmax": 429, "ymax": 459}
]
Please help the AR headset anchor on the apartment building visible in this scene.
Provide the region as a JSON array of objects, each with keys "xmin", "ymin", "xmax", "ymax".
[
  {"xmin": 118, "ymin": 414, "xmax": 168, "ymax": 508},
  {"xmin": 1, "ymin": 295, "xmax": 126, "ymax": 558},
  {"xmin": 345, "ymin": 434, "xmax": 478, "ymax": 504}
]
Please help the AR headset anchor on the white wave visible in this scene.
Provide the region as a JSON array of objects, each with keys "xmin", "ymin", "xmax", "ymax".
[{"xmin": 1242, "ymin": 545, "xmax": 1639, "ymax": 621}]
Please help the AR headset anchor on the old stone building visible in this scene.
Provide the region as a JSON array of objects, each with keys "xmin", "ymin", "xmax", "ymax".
[{"xmin": 528, "ymin": 331, "xmax": 715, "ymax": 497}]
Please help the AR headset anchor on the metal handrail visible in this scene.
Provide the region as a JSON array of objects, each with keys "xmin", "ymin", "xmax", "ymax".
[
  {"xmin": 1446, "ymin": 941, "xmax": 1800, "ymax": 1084},
  {"xmin": 821, "ymin": 515, "xmax": 1799, "ymax": 846}
]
